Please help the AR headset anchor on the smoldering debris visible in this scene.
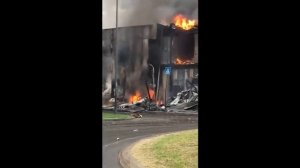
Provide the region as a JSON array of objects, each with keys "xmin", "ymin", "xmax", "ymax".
[
  {"xmin": 166, "ymin": 76, "xmax": 198, "ymax": 111},
  {"xmin": 118, "ymin": 97, "xmax": 165, "ymax": 112},
  {"xmin": 102, "ymin": 75, "xmax": 198, "ymax": 112}
]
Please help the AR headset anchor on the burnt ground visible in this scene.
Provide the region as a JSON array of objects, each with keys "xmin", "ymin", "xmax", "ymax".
[{"xmin": 102, "ymin": 111, "xmax": 198, "ymax": 168}]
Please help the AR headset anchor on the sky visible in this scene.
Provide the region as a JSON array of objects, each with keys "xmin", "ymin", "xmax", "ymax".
[{"xmin": 102, "ymin": 0, "xmax": 198, "ymax": 29}]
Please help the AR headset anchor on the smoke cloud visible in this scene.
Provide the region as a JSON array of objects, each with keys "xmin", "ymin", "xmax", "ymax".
[{"xmin": 103, "ymin": 0, "xmax": 198, "ymax": 29}]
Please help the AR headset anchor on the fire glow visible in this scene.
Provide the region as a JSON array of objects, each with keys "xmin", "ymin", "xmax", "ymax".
[
  {"xmin": 149, "ymin": 89, "xmax": 155, "ymax": 100},
  {"xmin": 174, "ymin": 58, "xmax": 195, "ymax": 65},
  {"xmin": 128, "ymin": 89, "xmax": 155, "ymax": 104},
  {"xmin": 156, "ymin": 100, "xmax": 163, "ymax": 106},
  {"xmin": 128, "ymin": 91, "xmax": 142, "ymax": 104},
  {"xmin": 173, "ymin": 14, "xmax": 196, "ymax": 30}
]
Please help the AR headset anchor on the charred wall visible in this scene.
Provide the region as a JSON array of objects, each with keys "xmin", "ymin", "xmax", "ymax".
[
  {"xmin": 102, "ymin": 24, "xmax": 157, "ymax": 101},
  {"xmin": 148, "ymin": 24, "xmax": 198, "ymax": 100},
  {"xmin": 173, "ymin": 33, "xmax": 195, "ymax": 61},
  {"xmin": 149, "ymin": 24, "xmax": 197, "ymax": 65},
  {"xmin": 102, "ymin": 23, "xmax": 198, "ymax": 103}
]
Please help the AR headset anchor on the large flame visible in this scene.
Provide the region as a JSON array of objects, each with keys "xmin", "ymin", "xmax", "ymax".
[
  {"xmin": 174, "ymin": 58, "xmax": 195, "ymax": 65},
  {"xmin": 128, "ymin": 91, "xmax": 142, "ymax": 104},
  {"xmin": 128, "ymin": 89, "xmax": 155, "ymax": 104},
  {"xmin": 173, "ymin": 14, "xmax": 196, "ymax": 30}
]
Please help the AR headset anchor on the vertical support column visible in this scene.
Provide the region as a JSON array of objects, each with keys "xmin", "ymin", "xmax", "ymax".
[
  {"xmin": 173, "ymin": 69, "xmax": 178, "ymax": 82},
  {"xmin": 162, "ymin": 37, "xmax": 171, "ymax": 64},
  {"xmin": 194, "ymin": 33, "xmax": 198, "ymax": 63},
  {"xmin": 142, "ymin": 39, "xmax": 149, "ymax": 68},
  {"xmin": 190, "ymin": 69, "xmax": 194, "ymax": 78},
  {"xmin": 156, "ymin": 66, "xmax": 161, "ymax": 101},
  {"xmin": 162, "ymin": 74, "xmax": 167, "ymax": 107},
  {"xmin": 169, "ymin": 31, "xmax": 173, "ymax": 97},
  {"xmin": 193, "ymin": 33, "xmax": 198, "ymax": 78},
  {"xmin": 184, "ymin": 69, "xmax": 188, "ymax": 90}
]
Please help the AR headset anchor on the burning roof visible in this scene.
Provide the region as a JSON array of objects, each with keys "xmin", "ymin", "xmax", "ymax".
[
  {"xmin": 174, "ymin": 58, "xmax": 195, "ymax": 65},
  {"xmin": 173, "ymin": 14, "xmax": 197, "ymax": 30}
]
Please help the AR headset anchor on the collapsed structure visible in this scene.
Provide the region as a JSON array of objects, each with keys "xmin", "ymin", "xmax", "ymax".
[{"xmin": 102, "ymin": 15, "xmax": 198, "ymax": 112}]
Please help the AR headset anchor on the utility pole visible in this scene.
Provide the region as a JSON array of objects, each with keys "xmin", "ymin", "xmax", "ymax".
[{"xmin": 114, "ymin": 0, "xmax": 119, "ymax": 113}]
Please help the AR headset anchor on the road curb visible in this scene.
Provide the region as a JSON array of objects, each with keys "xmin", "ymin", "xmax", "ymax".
[{"xmin": 119, "ymin": 141, "xmax": 144, "ymax": 168}]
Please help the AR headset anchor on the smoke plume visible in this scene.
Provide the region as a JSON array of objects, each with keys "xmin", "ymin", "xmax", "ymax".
[{"xmin": 103, "ymin": 0, "xmax": 198, "ymax": 29}]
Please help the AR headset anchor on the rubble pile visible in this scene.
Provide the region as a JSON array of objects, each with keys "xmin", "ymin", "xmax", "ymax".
[{"xmin": 102, "ymin": 75, "xmax": 198, "ymax": 112}]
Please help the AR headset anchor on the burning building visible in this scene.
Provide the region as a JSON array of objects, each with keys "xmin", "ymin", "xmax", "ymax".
[
  {"xmin": 150, "ymin": 15, "xmax": 198, "ymax": 105},
  {"xmin": 102, "ymin": 24, "xmax": 156, "ymax": 105},
  {"xmin": 102, "ymin": 14, "xmax": 198, "ymax": 109}
]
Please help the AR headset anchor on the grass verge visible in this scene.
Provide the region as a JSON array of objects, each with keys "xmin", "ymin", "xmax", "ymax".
[
  {"xmin": 131, "ymin": 129, "xmax": 198, "ymax": 168},
  {"xmin": 102, "ymin": 111, "xmax": 131, "ymax": 120}
]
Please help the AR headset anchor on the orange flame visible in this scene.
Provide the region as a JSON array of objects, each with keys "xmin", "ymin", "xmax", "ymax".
[
  {"xmin": 173, "ymin": 14, "xmax": 196, "ymax": 30},
  {"xmin": 149, "ymin": 88, "xmax": 155, "ymax": 100},
  {"xmin": 128, "ymin": 89, "xmax": 155, "ymax": 104},
  {"xmin": 174, "ymin": 58, "xmax": 195, "ymax": 65},
  {"xmin": 128, "ymin": 91, "xmax": 142, "ymax": 104}
]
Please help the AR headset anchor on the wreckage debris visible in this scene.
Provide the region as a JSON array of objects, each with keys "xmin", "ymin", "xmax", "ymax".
[
  {"xmin": 103, "ymin": 75, "xmax": 198, "ymax": 112},
  {"xmin": 109, "ymin": 98, "xmax": 115, "ymax": 103},
  {"xmin": 169, "ymin": 89, "xmax": 197, "ymax": 105},
  {"xmin": 114, "ymin": 97, "xmax": 165, "ymax": 112},
  {"xmin": 167, "ymin": 84, "xmax": 198, "ymax": 111},
  {"xmin": 131, "ymin": 112, "xmax": 143, "ymax": 118}
]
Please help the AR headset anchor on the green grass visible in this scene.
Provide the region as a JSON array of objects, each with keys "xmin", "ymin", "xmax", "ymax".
[
  {"xmin": 151, "ymin": 129, "xmax": 198, "ymax": 168},
  {"xmin": 102, "ymin": 112, "xmax": 131, "ymax": 120}
]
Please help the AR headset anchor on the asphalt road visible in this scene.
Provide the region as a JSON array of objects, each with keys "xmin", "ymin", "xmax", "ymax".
[{"xmin": 102, "ymin": 111, "xmax": 198, "ymax": 168}]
